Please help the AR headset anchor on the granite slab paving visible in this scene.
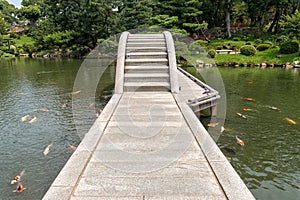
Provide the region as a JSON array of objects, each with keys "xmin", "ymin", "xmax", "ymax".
[{"xmin": 70, "ymin": 92, "xmax": 226, "ymax": 199}]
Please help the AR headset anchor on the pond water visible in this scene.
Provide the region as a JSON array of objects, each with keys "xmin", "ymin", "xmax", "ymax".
[
  {"xmin": 0, "ymin": 58, "xmax": 114, "ymax": 200},
  {"xmin": 201, "ymin": 67, "xmax": 300, "ymax": 200},
  {"xmin": 0, "ymin": 58, "xmax": 299, "ymax": 200}
]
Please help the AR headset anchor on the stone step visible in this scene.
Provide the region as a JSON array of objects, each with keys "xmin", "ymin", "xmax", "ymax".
[
  {"xmin": 125, "ymin": 65, "xmax": 169, "ymax": 73},
  {"xmin": 126, "ymin": 46, "xmax": 167, "ymax": 52},
  {"xmin": 126, "ymin": 42, "xmax": 166, "ymax": 47},
  {"xmin": 125, "ymin": 58, "xmax": 168, "ymax": 66},
  {"xmin": 126, "ymin": 52, "xmax": 168, "ymax": 59},
  {"xmin": 124, "ymin": 82, "xmax": 170, "ymax": 92},
  {"xmin": 128, "ymin": 34, "xmax": 164, "ymax": 39},
  {"xmin": 124, "ymin": 73, "xmax": 170, "ymax": 82},
  {"xmin": 127, "ymin": 38, "xmax": 166, "ymax": 43}
]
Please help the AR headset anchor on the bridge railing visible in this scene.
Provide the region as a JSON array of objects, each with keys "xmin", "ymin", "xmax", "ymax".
[
  {"xmin": 115, "ymin": 31, "xmax": 129, "ymax": 94},
  {"xmin": 163, "ymin": 31, "xmax": 179, "ymax": 93}
]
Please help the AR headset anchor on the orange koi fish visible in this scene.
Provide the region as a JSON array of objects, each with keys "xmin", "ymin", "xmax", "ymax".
[
  {"xmin": 247, "ymin": 82, "xmax": 254, "ymax": 85},
  {"xmin": 242, "ymin": 108, "xmax": 254, "ymax": 111},
  {"xmin": 284, "ymin": 118, "xmax": 297, "ymax": 125},
  {"xmin": 69, "ymin": 145, "xmax": 77, "ymax": 151},
  {"xmin": 10, "ymin": 170, "xmax": 25, "ymax": 185},
  {"xmin": 13, "ymin": 182, "xmax": 26, "ymax": 193},
  {"xmin": 236, "ymin": 136, "xmax": 245, "ymax": 146},
  {"xmin": 241, "ymin": 97, "xmax": 255, "ymax": 101},
  {"xmin": 208, "ymin": 122, "xmax": 219, "ymax": 127}
]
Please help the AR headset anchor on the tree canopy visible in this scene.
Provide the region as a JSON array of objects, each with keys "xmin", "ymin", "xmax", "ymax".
[{"xmin": 0, "ymin": 0, "xmax": 299, "ymax": 52}]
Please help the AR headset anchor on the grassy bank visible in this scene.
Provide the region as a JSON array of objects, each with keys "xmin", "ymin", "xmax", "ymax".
[
  {"xmin": 200, "ymin": 36, "xmax": 300, "ymax": 66},
  {"xmin": 215, "ymin": 48, "xmax": 300, "ymax": 66}
]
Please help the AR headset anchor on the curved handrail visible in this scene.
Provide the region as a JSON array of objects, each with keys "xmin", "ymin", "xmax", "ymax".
[
  {"xmin": 163, "ymin": 31, "xmax": 179, "ymax": 93},
  {"xmin": 114, "ymin": 31, "xmax": 129, "ymax": 94}
]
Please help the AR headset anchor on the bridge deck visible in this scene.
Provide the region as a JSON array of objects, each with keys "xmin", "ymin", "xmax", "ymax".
[{"xmin": 43, "ymin": 70, "xmax": 255, "ymax": 200}]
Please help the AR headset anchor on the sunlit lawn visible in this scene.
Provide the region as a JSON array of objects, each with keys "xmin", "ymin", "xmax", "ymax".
[{"xmin": 214, "ymin": 48, "xmax": 300, "ymax": 65}]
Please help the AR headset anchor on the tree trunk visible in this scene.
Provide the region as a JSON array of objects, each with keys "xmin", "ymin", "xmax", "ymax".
[
  {"xmin": 92, "ymin": 37, "xmax": 97, "ymax": 48},
  {"xmin": 225, "ymin": 5, "xmax": 231, "ymax": 38},
  {"xmin": 296, "ymin": 0, "xmax": 300, "ymax": 12},
  {"xmin": 267, "ymin": 5, "xmax": 280, "ymax": 33}
]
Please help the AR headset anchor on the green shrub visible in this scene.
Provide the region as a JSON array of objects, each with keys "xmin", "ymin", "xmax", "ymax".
[
  {"xmin": 245, "ymin": 42, "xmax": 252, "ymax": 45},
  {"xmin": 240, "ymin": 45, "xmax": 257, "ymax": 56},
  {"xmin": 4, "ymin": 48, "xmax": 15, "ymax": 54},
  {"xmin": 232, "ymin": 37, "xmax": 241, "ymax": 41},
  {"xmin": 215, "ymin": 45, "xmax": 223, "ymax": 50},
  {"xmin": 22, "ymin": 44, "xmax": 36, "ymax": 56},
  {"xmin": 264, "ymin": 41, "xmax": 273, "ymax": 46},
  {"xmin": 207, "ymin": 49, "xmax": 216, "ymax": 58},
  {"xmin": 255, "ymin": 38, "xmax": 263, "ymax": 44},
  {"xmin": 196, "ymin": 40, "xmax": 208, "ymax": 47},
  {"xmin": 17, "ymin": 48, "xmax": 25, "ymax": 54},
  {"xmin": 275, "ymin": 35, "xmax": 289, "ymax": 44},
  {"xmin": 279, "ymin": 41, "xmax": 299, "ymax": 54},
  {"xmin": 10, "ymin": 33, "xmax": 20, "ymax": 39},
  {"xmin": 257, "ymin": 44, "xmax": 271, "ymax": 51}
]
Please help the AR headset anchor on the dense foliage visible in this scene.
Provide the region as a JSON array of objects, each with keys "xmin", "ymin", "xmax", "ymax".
[
  {"xmin": 280, "ymin": 41, "xmax": 299, "ymax": 54},
  {"xmin": 0, "ymin": 0, "xmax": 300, "ymax": 56}
]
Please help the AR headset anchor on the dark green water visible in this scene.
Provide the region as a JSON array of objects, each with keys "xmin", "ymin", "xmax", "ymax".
[
  {"xmin": 0, "ymin": 58, "xmax": 114, "ymax": 200},
  {"xmin": 0, "ymin": 58, "xmax": 299, "ymax": 199},
  {"xmin": 202, "ymin": 67, "xmax": 300, "ymax": 200}
]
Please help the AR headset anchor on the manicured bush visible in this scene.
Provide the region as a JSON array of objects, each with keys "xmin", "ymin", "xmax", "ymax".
[
  {"xmin": 240, "ymin": 45, "xmax": 257, "ymax": 56},
  {"xmin": 207, "ymin": 49, "xmax": 216, "ymax": 58},
  {"xmin": 279, "ymin": 41, "xmax": 299, "ymax": 54},
  {"xmin": 264, "ymin": 41, "xmax": 273, "ymax": 46},
  {"xmin": 257, "ymin": 44, "xmax": 271, "ymax": 51},
  {"xmin": 255, "ymin": 38, "xmax": 263, "ymax": 44},
  {"xmin": 232, "ymin": 37, "xmax": 241, "ymax": 41},
  {"xmin": 196, "ymin": 40, "xmax": 208, "ymax": 47}
]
